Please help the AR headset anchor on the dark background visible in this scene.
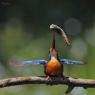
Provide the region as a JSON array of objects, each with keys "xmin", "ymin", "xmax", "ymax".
[{"xmin": 0, "ymin": 0, "xmax": 95, "ymax": 95}]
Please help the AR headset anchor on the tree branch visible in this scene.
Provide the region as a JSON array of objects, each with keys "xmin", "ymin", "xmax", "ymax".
[{"xmin": 0, "ymin": 76, "xmax": 95, "ymax": 94}]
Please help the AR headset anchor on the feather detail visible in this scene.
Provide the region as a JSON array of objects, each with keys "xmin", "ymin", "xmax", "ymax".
[{"xmin": 60, "ymin": 58, "xmax": 86, "ymax": 64}]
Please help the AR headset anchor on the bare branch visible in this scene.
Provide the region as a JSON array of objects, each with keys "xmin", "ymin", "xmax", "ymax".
[
  {"xmin": 0, "ymin": 76, "xmax": 95, "ymax": 89},
  {"xmin": 1, "ymin": 76, "xmax": 95, "ymax": 94}
]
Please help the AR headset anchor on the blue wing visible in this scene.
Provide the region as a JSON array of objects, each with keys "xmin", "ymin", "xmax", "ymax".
[
  {"xmin": 60, "ymin": 58, "xmax": 85, "ymax": 64},
  {"xmin": 11, "ymin": 60, "xmax": 48, "ymax": 66}
]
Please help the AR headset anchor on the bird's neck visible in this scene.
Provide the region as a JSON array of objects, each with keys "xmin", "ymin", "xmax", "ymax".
[{"xmin": 51, "ymin": 55, "xmax": 57, "ymax": 60}]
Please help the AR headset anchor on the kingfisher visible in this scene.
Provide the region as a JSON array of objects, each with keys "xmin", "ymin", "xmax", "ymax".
[
  {"xmin": 44, "ymin": 33, "xmax": 63, "ymax": 77},
  {"xmin": 11, "ymin": 24, "xmax": 85, "ymax": 78}
]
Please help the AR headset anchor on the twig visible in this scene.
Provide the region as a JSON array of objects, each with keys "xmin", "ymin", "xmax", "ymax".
[{"xmin": 50, "ymin": 24, "xmax": 71, "ymax": 46}]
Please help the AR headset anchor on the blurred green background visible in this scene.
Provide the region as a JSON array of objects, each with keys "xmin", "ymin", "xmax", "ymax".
[{"xmin": 0, "ymin": 0, "xmax": 95, "ymax": 95}]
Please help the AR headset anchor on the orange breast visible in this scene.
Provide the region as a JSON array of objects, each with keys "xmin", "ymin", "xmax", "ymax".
[{"xmin": 44, "ymin": 58, "xmax": 63, "ymax": 76}]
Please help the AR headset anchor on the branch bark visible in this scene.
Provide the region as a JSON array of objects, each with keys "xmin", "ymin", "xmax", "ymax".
[
  {"xmin": 0, "ymin": 76, "xmax": 95, "ymax": 94},
  {"xmin": 0, "ymin": 76, "xmax": 95, "ymax": 88}
]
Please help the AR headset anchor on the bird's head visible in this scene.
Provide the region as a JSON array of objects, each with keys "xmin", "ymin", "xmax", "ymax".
[
  {"xmin": 49, "ymin": 47, "xmax": 57, "ymax": 58},
  {"xmin": 49, "ymin": 33, "xmax": 58, "ymax": 59}
]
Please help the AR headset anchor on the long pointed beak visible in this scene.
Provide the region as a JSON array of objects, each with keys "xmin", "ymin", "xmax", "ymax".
[
  {"xmin": 52, "ymin": 33, "xmax": 55, "ymax": 50},
  {"xmin": 50, "ymin": 33, "xmax": 57, "ymax": 54}
]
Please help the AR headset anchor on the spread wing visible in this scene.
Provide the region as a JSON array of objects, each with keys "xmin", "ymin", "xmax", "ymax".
[
  {"xmin": 60, "ymin": 58, "xmax": 86, "ymax": 64},
  {"xmin": 10, "ymin": 59, "xmax": 48, "ymax": 66},
  {"xmin": 9, "ymin": 58, "xmax": 85, "ymax": 66}
]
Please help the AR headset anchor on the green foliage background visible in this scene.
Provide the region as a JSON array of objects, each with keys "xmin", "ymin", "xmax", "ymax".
[{"xmin": 0, "ymin": 0, "xmax": 95, "ymax": 95}]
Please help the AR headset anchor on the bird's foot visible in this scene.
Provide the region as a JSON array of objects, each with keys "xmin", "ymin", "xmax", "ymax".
[
  {"xmin": 45, "ymin": 76, "xmax": 53, "ymax": 85},
  {"xmin": 45, "ymin": 76, "xmax": 52, "ymax": 80}
]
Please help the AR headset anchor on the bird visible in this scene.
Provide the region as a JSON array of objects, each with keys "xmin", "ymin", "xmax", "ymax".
[
  {"xmin": 10, "ymin": 24, "xmax": 85, "ymax": 78},
  {"xmin": 44, "ymin": 33, "xmax": 63, "ymax": 78}
]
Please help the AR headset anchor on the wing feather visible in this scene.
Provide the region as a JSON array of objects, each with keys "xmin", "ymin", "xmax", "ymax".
[
  {"xmin": 60, "ymin": 58, "xmax": 86, "ymax": 64},
  {"xmin": 9, "ymin": 59, "xmax": 48, "ymax": 66}
]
